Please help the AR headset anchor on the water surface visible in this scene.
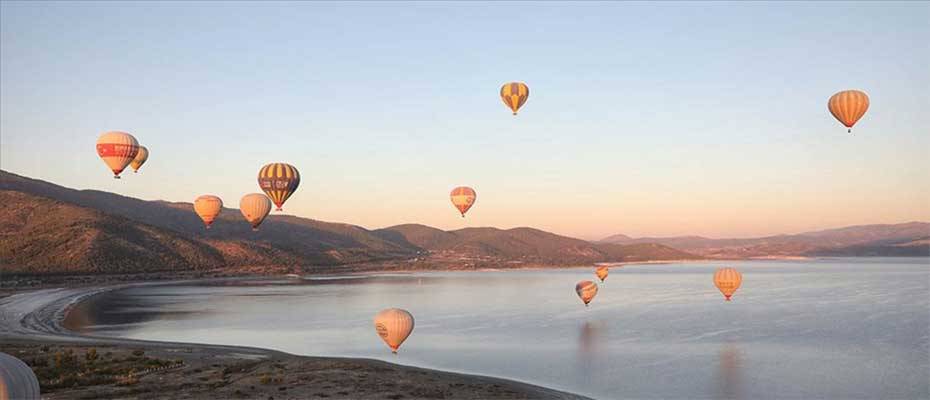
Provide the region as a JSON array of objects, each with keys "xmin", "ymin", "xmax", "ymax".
[{"xmin": 68, "ymin": 258, "xmax": 930, "ymax": 399}]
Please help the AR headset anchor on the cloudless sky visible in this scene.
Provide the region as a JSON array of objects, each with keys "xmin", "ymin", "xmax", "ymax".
[{"xmin": 2, "ymin": 1, "xmax": 928, "ymax": 240}]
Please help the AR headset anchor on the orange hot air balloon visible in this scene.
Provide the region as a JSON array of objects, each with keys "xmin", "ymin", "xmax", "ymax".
[
  {"xmin": 595, "ymin": 266, "xmax": 609, "ymax": 282},
  {"xmin": 714, "ymin": 267, "xmax": 742, "ymax": 301},
  {"xmin": 258, "ymin": 163, "xmax": 300, "ymax": 211},
  {"xmin": 130, "ymin": 146, "xmax": 149, "ymax": 173},
  {"xmin": 95, "ymin": 131, "xmax": 140, "ymax": 179},
  {"xmin": 193, "ymin": 195, "xmax": 223, "ymax": 229},
  {"xmin": 450, "ymin": 186, "xmax": 476, "ymax": 217},
  {"xmin": 240, "ymin": 193, "xmax": 272, "ymax": 231},
  {"xmin": 500, "ymin": 82, "xmax": 529, "ymax": 115},
  {"xmin": 374, "ymin": 308, "xmax": 414, "ymax": 354},
  {"xmin": 575, "ymin": 280, "xmax": 598, "ymax": 306},
  {"xmin": 828, "ymin": 90, "xmax": 869, "ymax": 133}
]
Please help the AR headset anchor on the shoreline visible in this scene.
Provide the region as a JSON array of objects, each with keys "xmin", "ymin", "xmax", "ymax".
[{"xmin": 0, "ymin": 279, "xmax": 591, "ymax": 400}]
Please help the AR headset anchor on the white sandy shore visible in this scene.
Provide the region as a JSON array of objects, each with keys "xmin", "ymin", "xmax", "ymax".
[{"xmin": 0, "ymin": 280, "xmax": 591, "ymax": 400}]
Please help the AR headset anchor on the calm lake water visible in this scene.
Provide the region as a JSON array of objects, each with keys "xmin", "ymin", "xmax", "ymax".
[{"xmin": 67, "ymin": 258, "xmax": 929, "ymax": 399}]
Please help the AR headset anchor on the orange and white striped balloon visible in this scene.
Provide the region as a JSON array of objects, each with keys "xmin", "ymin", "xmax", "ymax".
[
  {"xmin": 193, "ymin": 195, "xmax": 223, "ymax": 229},
  {"xmin": 450, "ymin": 186, "xmax": 476, "ymax": 217},
  {"xmin": 374, "ymin": 308, "xmax": 414, "ymax": 354},
  {"xmin": 595, "ymin": 266, "xmax": 609, "ymax": 282},
  {"xmin": 95, "ymin": 131, "xmax": 140, "ymax": 179},
  {"xmin": 240, "ymin": 193, "xmax": 272, "ymax": 231},
  {"xmin": 575, "ymin": 280, "xmax": 598, "ymax": 306},
  {"xmin": 130, "ymin": 146, "xmax": 149, "ymax": 173},
  {"xmin": 500, "ymin": 82, "xmax": 529, "ymax": 115},
  {"xmin": 714, "ymin": 267, "xmax": 742, "ymax": 301},
  {"xmin": 828, "ymin": 90, "xmax": 869, "ymax": 133}
]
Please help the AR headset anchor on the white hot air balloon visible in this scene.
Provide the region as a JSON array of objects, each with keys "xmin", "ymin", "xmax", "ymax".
[
  {"xmin": 240, "ymin": 193, "xmax": 272, "ymax": 231},
  {"xmin": 0, "ymin": 352, "xmax": 40, "ymax": 400}
]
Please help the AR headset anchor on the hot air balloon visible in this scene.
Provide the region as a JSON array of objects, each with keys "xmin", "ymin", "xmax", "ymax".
[
  {"xmin": 575, "ymin": 280, "xmax": 598, "ymax": 306},
  {"xmin": 0, "ymin": 352, "xmax": 40, "ymax": 400},
  {"xmin": 450, "ymin": 186, "xmax": 476, "ymax": 217},
  {"xmin": 258, "ymin": 163, "xmax": 300, "ymax": 211},
  {"xmin": 240, "ymin": 193, "xmax": 272, "ymax": 231},
  {"xmin": 130, "ymin": 146, "xmax": 149, "ymax": 173},
  {"xmin": 828, "ymin": 90, "xmax": 869, "ymax": 133},
  {"xmin": 95, "ymin": 131, "xmax": 140, "ymax": 179},
  {"xmin": 500, "ymin": 82, "xmax": 529, "ymax": 115},
  {"xmin": 374, "ymin": 308, "xmax": 414, "ymax": 354},
  {"xmin": 194, "ymin": 195, "xmax": 223, "ymax": 229},
  {"xmin": 714, "ymin": 267, "xmax": 742, "ymax": 301},
  {"xmin": 595, "ymin": 266, "xmax": 609, "ymax": 282}
]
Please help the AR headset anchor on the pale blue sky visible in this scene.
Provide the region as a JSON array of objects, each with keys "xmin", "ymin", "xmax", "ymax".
[{"xmin": 2, "ymin": 1, "xmax": 928, "ymax": 239}]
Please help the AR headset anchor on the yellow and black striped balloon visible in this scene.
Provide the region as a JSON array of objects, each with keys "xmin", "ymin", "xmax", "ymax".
[
  {"xmin": 257, "ymin": 163, "xmax": 300, "ymax": 211},
  {"xmin": 500, "ymin": 82, "xmax": 529, "ymax": 115}
]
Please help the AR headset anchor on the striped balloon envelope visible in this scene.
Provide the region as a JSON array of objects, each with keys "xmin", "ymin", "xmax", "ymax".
[
  {"xmin": 240, "ymin": 193, "xmax": 272, "ymax": 231},
  {"xmin": 130, "ymin": 146, "xmax": 149, "ymax": 173},
  {"xmin": 828, "ymin": 90, "xmax": 869, "ymax": 133},
  {"xmin": 373, "ymin": 308, "xmax": 415, "ymax": 354},
  {"xmin": 595, "ymin": 266, "xmax": 609, "ymax": 282},
  {"xmin": 95, "ymin": 131, "xmax": 140, "ymax": 179},
  {"xmin": 575, "ymin": 280, "xmax": 598, "ymax": 306},
  {"xmin": 193, "ymin": 195, "xmax": 223, "ymax": 229},
  {"xmin": 449, "ymin": 186, "xmax": 476, "ymax": 217},
  {"xmin": 500, "ymin": 82, "xmax": 529, "ymax": 115},
  {"xmin": 257, "ymin": 163, "xmax": 300, "ymax": 211},
  {"xmin": 713, "ymin": 267, "xmax": 742, "ymax": 301}
]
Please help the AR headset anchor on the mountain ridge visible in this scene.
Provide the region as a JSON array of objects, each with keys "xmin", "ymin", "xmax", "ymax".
[
  {"xmin": 0, "ymin": 170, "xmax": 697, "ymax": 274},
  {"xmin": 599, "ymin": 222, "xmax": 930, "ymax": 258}
]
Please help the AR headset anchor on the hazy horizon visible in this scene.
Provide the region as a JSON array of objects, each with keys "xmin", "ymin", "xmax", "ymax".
[{"xmin": 2, "ymin": 2, "xmax": 928, "ymax": 240}]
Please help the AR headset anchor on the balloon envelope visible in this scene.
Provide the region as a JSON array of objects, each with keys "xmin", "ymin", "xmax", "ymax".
[
  {"xmin": 194, "ymin": 195, "xmax": 223, "ymax": 229},
  {"xmin": 500, "ymin": 82, "xmax": 529, "ymax": 115},
  {"xmin": 595, "ymin": 266, "xmax": 609, "ymax": 282},
  {"xmin": 828, "ymin": 90, "xmax": 869, "ymax": 133},
  {"xmin": 130, "ymin": 146, "xmax": 149, "ymax": 173},
  {"xmin": 95, "ymin": 131, "xmax": 140, "ymax": 178},
  {"xmin": 258, "ymin": 163, "xmax": 300, "ymax": 211},
  {"xmin": 575, "ymin": 280, "xmax": 598, "ymax": 306},
  {"xmin": 374, "ymin": 308, "xmax": 414, "ymax": 353},
  {"xmin": 450, "ymin": 186, "xmax": 476, "ymax": 217},
  {"xmin": 0, "ymin": 352, "xmax": 40, "ymax": 400},
  {"xmin": 240, "ymin": 193, "xmax": 272, "ymax": 230},
  {"xmin": 714, "ymin": 267, "xmax": 742, "ymax": 301}
]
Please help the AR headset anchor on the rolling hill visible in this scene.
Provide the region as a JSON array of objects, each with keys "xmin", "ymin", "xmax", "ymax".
[
  {"xmin": 374, "ymin": 224, "xmax": 696, "ymax": 264},
  {"xmin": 0, "ymin": 170, "xmax": 698, "ymax": 274},
  {"xmin": 600, "ymin": 222, "xmax": 930, "ymax": 258}
]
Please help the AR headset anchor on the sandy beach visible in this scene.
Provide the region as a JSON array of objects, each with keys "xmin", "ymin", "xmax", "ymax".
[{"xmin": 0, "ymin": 282, "xmax": 590, "ymax": 400}]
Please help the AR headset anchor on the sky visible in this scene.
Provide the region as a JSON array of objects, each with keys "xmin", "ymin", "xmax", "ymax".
[{"xmin": 1, "ymin": 1, "xmax": 928, "ymax": 240}]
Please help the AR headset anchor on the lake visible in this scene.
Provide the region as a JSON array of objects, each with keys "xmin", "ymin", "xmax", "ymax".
[{"xmin": 66, "ymin": 258, "xmax": 930, "ymax": 399}]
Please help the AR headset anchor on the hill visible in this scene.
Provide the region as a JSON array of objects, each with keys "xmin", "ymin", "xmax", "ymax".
[
  {"xmin": 600, "ymin": 222, "xmax": 930, "ymax": 258},
  {"xmin": 0, "ymin": 170, "xmax": 698, "ymax": 275},
  {"xmin": 374, "ymin": 225, "xmax": 696, "ymax": 265}
]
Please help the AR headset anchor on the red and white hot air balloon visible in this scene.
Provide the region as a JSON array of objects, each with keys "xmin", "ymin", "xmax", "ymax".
[{"xmin": 95, "ymin": 131, "xmax": 140, "ymax": 179}]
